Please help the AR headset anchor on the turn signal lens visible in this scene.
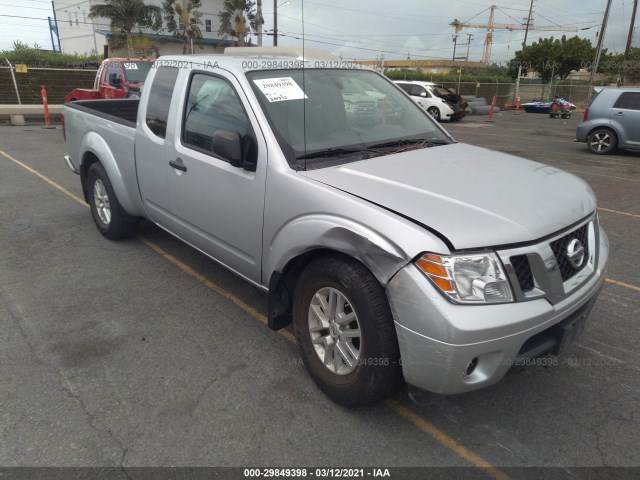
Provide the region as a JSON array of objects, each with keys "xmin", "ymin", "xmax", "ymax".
[{"xmin": 415, "ymin": 255, "xmax": 455, "ymax": 293}]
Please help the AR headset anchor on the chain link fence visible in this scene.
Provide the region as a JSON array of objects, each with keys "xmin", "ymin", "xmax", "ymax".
[
  {"xmin": 0, "ymin": 64, "xmax": 594, "ymax": 109},
  {"xmin": 0, "ymin": 65, "xmax": 97, "ymax": 104},
  {"xmin": 437, "ymin": 81, "xmax": 592, "ymax": 110}
]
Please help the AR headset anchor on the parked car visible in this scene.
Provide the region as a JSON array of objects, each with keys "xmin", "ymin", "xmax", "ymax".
[
  {"xmin": 394, "ymin": 81, "xmax": 458, "ymax": 121},
  {"xmin": 523, "ymin": 98, "xmax": 576, "ymax": 114},
  {"xmin": 64, "ymin": 58, "xmax": 154, "ymax": 103},
  {"xmin": 576, "ymin": 87, "xmax": 640, "ymax": 154},
  {"xmin": 341, "ymin": 77, "xmax": 403, "ymax": 127},
  {"xmin": 63, "ymin": 47, "xmax": 608, "ymax": 407}
]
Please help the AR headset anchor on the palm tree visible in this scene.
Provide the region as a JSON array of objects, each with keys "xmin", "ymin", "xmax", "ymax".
[
  {"xmin": 88, "ymin": 0, "xmax": 162, "ymax": 56},
  {"xmin": 219, "ymin": 0, "xmax": 257, "ymax": 47},
  {"xmin": 162, "ymin": 0, "xmax": 204, "ymax": 54}
]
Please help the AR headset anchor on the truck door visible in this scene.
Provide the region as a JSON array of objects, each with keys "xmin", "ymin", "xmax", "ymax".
[
  {"xmin": 611, "ymin": 92, "xmax": 640, "ymax": 147},
  {"xmin": 135, "ymin": 66, "xmax": 181, "ymax": 228},
  {"xmin": 167, "ymin": 71, "xmax": 267, "ymax": 284}
]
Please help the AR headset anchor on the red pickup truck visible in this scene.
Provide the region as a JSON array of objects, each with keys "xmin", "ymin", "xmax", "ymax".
[{"xmin": 64, "ymin": 58, "xmax": 154, "ymax": 103}]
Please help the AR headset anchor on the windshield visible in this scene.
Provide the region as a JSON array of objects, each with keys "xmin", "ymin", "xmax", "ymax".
[
  {"xmin": 122, "ymin": 61, "xmax": 154, "ymax": 84},
  {"xmin": 246, "ymin": 69, "xmax": 452, "ymax": 170}
]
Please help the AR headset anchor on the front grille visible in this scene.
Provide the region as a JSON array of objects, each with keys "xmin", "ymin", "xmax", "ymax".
[
  {"xmin": 550, "ymin": 224, "xmax": 589, "ymax": 281},
  {"xmin": 511, "ymin": 255, "xmax": 535, "ymax": 292}
]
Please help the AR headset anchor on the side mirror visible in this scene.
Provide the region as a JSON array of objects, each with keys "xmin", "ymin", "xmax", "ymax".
[
  {"xmin": 420, "ymin": 92, "xmax": 427, "ymax": 97},
  {"xmin": 212, "ymin": 129, "xmax": 256, "ymax": 171}
]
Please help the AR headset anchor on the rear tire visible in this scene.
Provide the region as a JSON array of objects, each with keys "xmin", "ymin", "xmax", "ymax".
[
  {"xmin": 587, "ymin": 128, "xmax": 617, "ymax": 155},
  {"xmin": 87, "ymin": 162, "xmax": 138, "ymax": 240},
  {"xmin": 292, "ymin": 256, "xmax": 401, "ymax": 407}
]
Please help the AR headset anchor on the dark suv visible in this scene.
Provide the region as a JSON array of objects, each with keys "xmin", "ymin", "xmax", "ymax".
[{"xmin": 576, "ymin": 87, "xmax": 640, "ymax": 154}]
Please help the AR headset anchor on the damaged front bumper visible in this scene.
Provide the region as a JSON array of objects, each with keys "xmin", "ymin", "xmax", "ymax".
[{"xmin": 386, "ymin": 226, "xmax": 609, "ymax": 395}]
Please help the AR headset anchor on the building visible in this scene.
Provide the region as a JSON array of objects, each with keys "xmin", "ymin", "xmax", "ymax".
[{"xmin": 54, "ymin": 0, "xmax": 235, "ymax": 57}]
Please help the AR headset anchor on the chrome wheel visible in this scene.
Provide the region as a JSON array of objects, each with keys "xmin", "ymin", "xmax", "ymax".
[
  {"xmin": 308, "ymin": 287, "xmax": 361, "ymax": 375},
  {"xmin": 93, "ymin": 178, "xmax": 111, "ymax": 225},
  {"xmin": 590, "ymin": 132, "xmax": 612, "ymax": 152}
]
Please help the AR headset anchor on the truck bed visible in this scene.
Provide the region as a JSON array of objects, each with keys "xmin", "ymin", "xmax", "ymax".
[{"xmin": 65, "ymin": 99, "xmax": 139, "ymax": 127}]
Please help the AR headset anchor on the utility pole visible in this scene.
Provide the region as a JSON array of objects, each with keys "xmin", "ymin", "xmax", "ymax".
[
  {"xmin": 273, "ymin": 0, "xmax": 278, "ymax": 46},
  {"xmin": 588, "ymin": 0, "xmax": 613, "ymax": 99},
  {"xmin": 452, "ymin": 34, "xmax": 458, "ymax": 61},
  {"xmin": 513, "ymin": 0, "xmax": 535, "ymax": 104},
  {"xmin": 622, "ymin": 0, "xmax": 638, "ymax": 84},
  {"xmin": 466, "ymin": 33, "xmax": 473, "ymax": 61}
]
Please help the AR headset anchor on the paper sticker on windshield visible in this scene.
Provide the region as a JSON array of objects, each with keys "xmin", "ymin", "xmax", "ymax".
[
  {"xmin": 253, "ymin": 77, "xmax": 307, "ymax": 102},
  {"xmin": 123, "ymin": 62, "xmax": 138, "ymax": 69}
]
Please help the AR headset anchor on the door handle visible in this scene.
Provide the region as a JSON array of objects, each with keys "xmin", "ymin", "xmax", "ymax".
[
  {"xmin": 615, "ymin": 111, "xmax": 625, "ymax": 116},
  {"xmin": 169, "ymin": 158, "xmax": 187, "ymax": 172}
]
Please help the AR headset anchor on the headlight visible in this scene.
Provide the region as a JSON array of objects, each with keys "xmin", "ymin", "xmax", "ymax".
[{"xmin": 415, "ymin": 252, "xmax": 514, "ymax": 304}]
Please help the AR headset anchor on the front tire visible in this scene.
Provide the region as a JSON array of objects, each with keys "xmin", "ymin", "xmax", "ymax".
[
  {"xmin": 87, "ymin": 163, "xmax": 138, "ymax": 240},
  {"xmin": 427, "ymin": 106, "xmax": 441, "ymax": 122},
  {"xmin": 587, "ymin": 128, "xmax": 617, "ymax": 155},
  {"xmin": 293, "ymin": 256, "xmax": 400, "ymax": 407}
]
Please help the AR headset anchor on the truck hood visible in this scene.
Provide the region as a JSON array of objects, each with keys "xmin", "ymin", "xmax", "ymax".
[{"xmin": 301, "ymin": 143, "xmax": 596, "ymax": 249}]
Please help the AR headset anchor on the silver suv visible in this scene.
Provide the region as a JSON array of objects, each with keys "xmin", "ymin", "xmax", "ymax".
[{"xmin": 576, "ymin": 87, "xmax": 640, "ymax": 154}]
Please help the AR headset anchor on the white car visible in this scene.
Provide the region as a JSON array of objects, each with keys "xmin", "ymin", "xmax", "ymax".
[{"xmin": 394, "ymin": 80, "xmax": 456, "ymax": 122}]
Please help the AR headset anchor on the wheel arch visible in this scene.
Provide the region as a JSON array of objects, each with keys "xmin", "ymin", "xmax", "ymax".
[
  {"xmin": 586, "ymin": 125, "xmax": 618, "ymax": 143},
  {"xmin": 266, "ymin": 222, "xmax": 411, "ymax": 331},
  {"xmin": 78, "ymin": 131, "xmax": 140, "ymax": 215},
  {"xmin": 268, "ymin": 248, "xmax": 372, "ymax": 331}
]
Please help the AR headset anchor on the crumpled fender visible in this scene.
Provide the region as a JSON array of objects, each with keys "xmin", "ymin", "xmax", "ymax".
[{"xmin": 266, "ymin": 213, "xmax": 410, "ymax": 286}]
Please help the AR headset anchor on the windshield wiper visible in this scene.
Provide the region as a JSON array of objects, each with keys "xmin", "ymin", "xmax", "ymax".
[
  {"xmin": 296, "ymin": 147, "xmax": 381, "ymax": 160},
  {"xmin": 368, "ymin": 138, "xmax": 451, "ymax": 149}
]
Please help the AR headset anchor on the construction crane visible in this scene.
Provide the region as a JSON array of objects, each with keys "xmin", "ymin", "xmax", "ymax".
[{"xmin": 451, "ymin": 5, "xmax": 578, "ymax": 64}]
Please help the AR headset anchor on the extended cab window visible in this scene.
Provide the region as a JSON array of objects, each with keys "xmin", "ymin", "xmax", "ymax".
[
  {"xmin": 613, "ymin": 92, "xmax": 640, "ymax": 110},
  {"xmin": 145, "ymin": 66, "xmax": 179, "ymax": 139},
  {"xmin": 183, "ymin": 74, "xmax": 250, "ymax": 157}
]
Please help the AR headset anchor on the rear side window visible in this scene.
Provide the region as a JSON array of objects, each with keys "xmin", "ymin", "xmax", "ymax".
[
  {"xmin": 145, "ymin": 67, "xmax": 179, "ymax": 139},
  {"xmin": 613, "ymin": 92, "xmax": 640, "ymax": 110}
]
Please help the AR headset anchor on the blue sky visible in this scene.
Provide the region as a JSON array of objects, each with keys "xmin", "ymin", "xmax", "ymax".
[{"xmin": 0, "ymin": 0, "xmax": 637, "ymax": 64}]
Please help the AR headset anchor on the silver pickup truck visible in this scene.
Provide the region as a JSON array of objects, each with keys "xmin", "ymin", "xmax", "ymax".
[{"xmin": 63, "ymin": 47, "xmax": 609, "ymax": 407}]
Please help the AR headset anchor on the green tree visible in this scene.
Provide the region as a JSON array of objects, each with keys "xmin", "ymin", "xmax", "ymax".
[
  {"xmin": 218, "ymin": 0, "xmax": 257, "ymax": 47},
  {"xmin": 508, "ymin": 36, "xmax": 596, "ymax": 83},
  {"xmin": 600, "ymin": 47, "xmax": 640, "ymax": 85},
  {"xmin": 162, "ymin": 0, "xmax": 204, "ymax": 54},
  {"xmin": 88, "ymin": 0, "xmax": 162, "ymax": 56}
]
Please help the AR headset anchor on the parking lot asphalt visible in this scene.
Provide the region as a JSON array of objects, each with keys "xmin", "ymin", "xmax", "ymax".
[{"xmin": 0, "ymin": 111, "xmax": 639, "ymax": 475}]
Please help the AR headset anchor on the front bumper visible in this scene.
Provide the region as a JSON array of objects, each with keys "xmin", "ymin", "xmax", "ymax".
[{"xmin": 387, "ymin": 225, "xmax": 609, "ymax": 395}]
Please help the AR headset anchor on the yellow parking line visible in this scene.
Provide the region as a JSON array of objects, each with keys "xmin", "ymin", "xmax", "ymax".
[
  {"xmin": 605, "ymin": 278, "xmax": 640, "ymax": 293},
  {"xmin": 137, "ymin": 235, "xmax": 298, "ymax": 344},
  {"xmin": 385, "ymin": 399, "xmax": 510, "ymax": 480},
  {"xmin": 0, "ymin": 149, "xmax": 87, "ymax": 207},
  {"xmin": 1, "ymin": 148, "xmax": 511, "ymax": 477},
  {"xmin": 598, "ymin": 207, "xmax": 640, "ymax": 219}
]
